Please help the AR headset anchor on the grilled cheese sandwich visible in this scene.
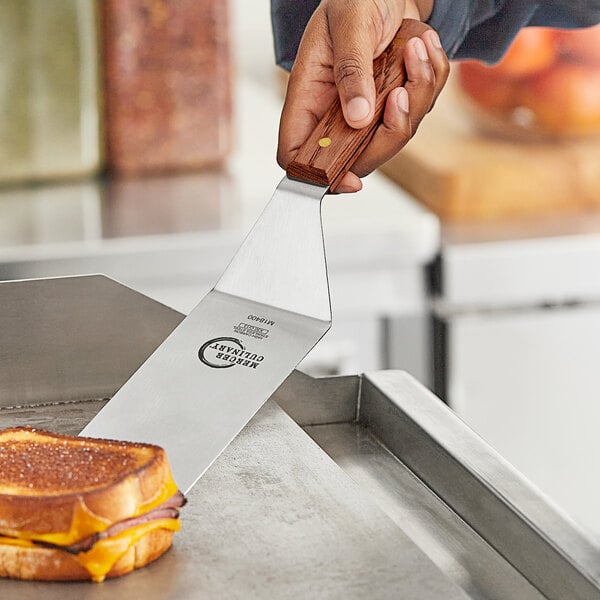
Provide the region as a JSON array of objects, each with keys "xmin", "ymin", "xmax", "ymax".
[{"xmin": 0, "ymin": 427, "xmax": 186, "ymax": 582}]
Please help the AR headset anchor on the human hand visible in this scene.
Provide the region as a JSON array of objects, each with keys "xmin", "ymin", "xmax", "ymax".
[{"xmin": 277, "ymin": 0, "xmax": 449, "ymax": 193}]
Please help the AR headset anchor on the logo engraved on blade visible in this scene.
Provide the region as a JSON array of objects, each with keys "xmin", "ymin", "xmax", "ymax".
[{"xmin": 198, "ymin": 337, "xmax": 265, "ymax": 370}]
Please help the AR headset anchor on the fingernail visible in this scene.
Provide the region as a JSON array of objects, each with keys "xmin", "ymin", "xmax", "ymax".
[
  {"xmin": 413, "ymin": 38, "xmax": 428, "ymax": 61},
  {"xmin": 425, "ymin": 30, "xmax": 442, "ymax": 49},
  {"xmin": 347, "ymin": 96, "xmax": 370, "ymax": 122},
  {"xmin": 396, "ymin": 88, "xmax": 409, "ymax": 113}
]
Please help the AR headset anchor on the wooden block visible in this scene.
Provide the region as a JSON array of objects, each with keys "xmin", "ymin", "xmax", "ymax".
[
  {"xmin": 380, "ymin": 78, "xmax": 600, "ymax": 221},
  {"xmin": 102, "ymin": 0, "xmax": 232, "ymax": 176}
]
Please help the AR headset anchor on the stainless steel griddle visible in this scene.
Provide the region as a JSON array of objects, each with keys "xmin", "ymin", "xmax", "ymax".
[{"xmin": 0, "ymin": 275, "xmax": 599, "ymax": 599}]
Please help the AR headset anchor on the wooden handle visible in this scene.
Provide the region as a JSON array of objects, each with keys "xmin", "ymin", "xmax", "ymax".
[{"xmin": 286, "ymin": 19, "xmax": 431, "ymax": 189}]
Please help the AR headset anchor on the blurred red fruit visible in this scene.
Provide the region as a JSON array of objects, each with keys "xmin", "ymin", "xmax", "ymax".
[
  {"xmin": 489, "ymin": 27, "xmax": 556, "ymax": 78},
  {"xmin": 519, "ymin": 64, "xmax": 600, "ymax": 135}
]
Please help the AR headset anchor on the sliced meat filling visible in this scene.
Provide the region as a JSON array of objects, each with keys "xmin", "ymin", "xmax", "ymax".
[{"xmin": 15, "ymin": 490, "xmax": 187, "ymax": 555}]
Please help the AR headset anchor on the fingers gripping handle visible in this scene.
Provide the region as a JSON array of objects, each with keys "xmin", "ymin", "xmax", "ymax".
[{"xmin": 286, "ymin": 19, "xmax": 431, "ymax": 189}]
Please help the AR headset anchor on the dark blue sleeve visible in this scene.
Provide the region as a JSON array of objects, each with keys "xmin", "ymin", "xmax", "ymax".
[
  {"xmin": 271, "ymin": 0, "xmax": 600, "ymax": 70},
  {"xmin": 437, "ymin": 0, "xmax": 600, "ymax": 63},
  {"xmin": 271, "ymin": 0, "xmax": 320, "ymax": 71}
]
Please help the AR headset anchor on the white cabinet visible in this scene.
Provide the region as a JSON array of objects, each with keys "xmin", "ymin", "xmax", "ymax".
[
  {"xmin": 437, "ymin": 218, "xmax": 600, "ymax": 539},
  {"xmin": 445, "ymin": 305, "xmax": 600, "ymax": 537}
]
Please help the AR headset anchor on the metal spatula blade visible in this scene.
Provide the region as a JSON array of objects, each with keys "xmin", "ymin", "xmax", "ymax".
[
  {"xmin": 80, "ymin": 177, "xmax": 330, "ymax": 493},
  {"xmin": 81, "ymin": 20, "xmax": 428, "ymax": 493}
]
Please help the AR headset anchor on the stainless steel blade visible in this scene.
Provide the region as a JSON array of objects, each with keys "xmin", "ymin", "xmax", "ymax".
[{"xmin": 80, "ymin": 176, "xmax": 331, "ymax": 493}]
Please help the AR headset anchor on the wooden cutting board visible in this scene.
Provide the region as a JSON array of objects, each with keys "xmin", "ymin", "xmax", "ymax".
[{"xmin": 380, "ymin": 78, "xmax": 600, "ymax": 221}]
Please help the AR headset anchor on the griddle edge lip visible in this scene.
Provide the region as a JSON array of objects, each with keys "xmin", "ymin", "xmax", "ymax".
[{"xmin": 359, "ymin": 370, "xmax": 600, "ymax": 600}]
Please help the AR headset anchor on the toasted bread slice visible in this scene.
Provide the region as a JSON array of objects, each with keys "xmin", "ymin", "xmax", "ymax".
[{"xmin": 0, "ymin": 427, "xmax": 183, "ymax": 582}]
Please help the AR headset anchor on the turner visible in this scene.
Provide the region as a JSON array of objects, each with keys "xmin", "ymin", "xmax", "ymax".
[{"xmin": 81, "ymin": 20, "xmax": 428, "ymax": 493}]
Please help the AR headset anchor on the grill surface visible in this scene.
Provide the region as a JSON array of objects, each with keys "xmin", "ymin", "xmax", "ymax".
[{"xmin": 1, "ymin": 275, "xmax": 599, "ymax": 599}]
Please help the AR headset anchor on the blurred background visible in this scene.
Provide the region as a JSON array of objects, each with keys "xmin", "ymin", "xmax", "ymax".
[{"xmin": 2, "ymin": 0, "xmax": 600, "ymax": 546}]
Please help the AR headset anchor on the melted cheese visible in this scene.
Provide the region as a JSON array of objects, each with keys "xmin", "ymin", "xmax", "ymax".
[
  {"xmin": 76, "ymin": 517, "xmax": 180, "ymax": 582},
  {"xmin": 0, "ymin": 536, "xmax": 33, "ymax": 548},
  {"xmin": 0, "ymin": 475, "xmax": 179, "ymax": 547},
  {"xmin": 0, "ymin": 518, "xmax": 180, "ymax": 582}
]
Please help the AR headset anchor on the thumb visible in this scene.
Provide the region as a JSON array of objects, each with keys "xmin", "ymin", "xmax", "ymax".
[{"xmin": 330, "ymin": 19, "xmax": 377, "ymax": 129}]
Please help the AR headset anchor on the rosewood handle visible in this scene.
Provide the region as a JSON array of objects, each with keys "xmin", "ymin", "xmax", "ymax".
[{"xmin": 286, "ymin": 19, "xmax": 431, "ymax": 189}]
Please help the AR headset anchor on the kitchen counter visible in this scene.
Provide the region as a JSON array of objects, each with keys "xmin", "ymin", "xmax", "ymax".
[{"xmin": 438, "ymin": 211, "xmax": 600, "ymax": 311}]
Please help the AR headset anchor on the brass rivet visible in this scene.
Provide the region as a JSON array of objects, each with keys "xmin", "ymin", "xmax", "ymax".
[{"xmin": 318, "ymin": 137, "xmax": 332, "ymax": 148}]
